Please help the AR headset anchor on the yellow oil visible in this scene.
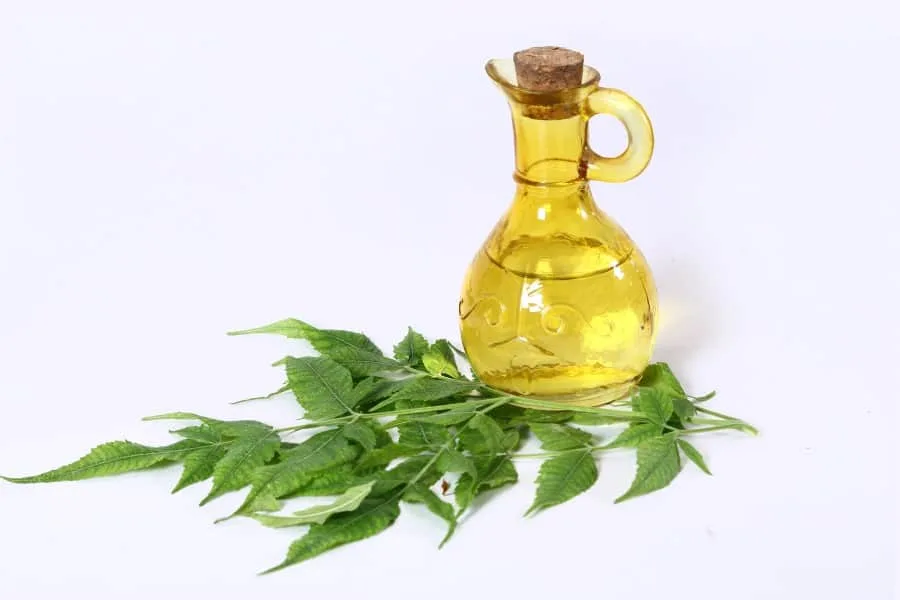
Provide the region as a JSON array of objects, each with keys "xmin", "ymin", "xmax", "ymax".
[{"xmin": 458, "ymin": 58, "xmax": 658, "ymax": 406}]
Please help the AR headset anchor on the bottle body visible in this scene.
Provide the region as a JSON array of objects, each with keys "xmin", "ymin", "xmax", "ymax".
[{"xmin": 459, "ymin": 182, "xmax": 658, "ymax": 405}]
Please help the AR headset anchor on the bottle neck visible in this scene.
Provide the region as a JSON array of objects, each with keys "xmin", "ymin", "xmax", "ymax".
[{"xmin": 510, "ymin": 101, "xmax": 588, "ymax": 184}]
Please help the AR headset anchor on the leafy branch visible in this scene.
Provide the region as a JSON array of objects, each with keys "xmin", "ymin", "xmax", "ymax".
[{"xmin": 1, "ymin": 318, "xmax": 756, "ymax": 574}]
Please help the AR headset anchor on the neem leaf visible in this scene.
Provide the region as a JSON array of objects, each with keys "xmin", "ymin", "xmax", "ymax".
[
  {"xmin": 201, "ymin": 428, "xmax": 280, "ymax": 506},
  {"xmin": 172, "ymin": 444, "xmax": 228, "ymax": 493},
  {"xmin": 263, "ymin": 497, "xmax": 401, "ymax": 574},
  {"xmin": 530, "ymin": 423, "xmax": 594, "ymax": 451},
  {"xmin": 397, "ymin": 421, "xmax": 452, "ymax": 449},
  {"xmin": 634, "ymin": 388, "xmax": 674, "ymax": 427},
  {"xmin": 526, "ymin": 449, "xmax": 598, "ymax": 515},
  {"xmin": 2, "ymin": 440, "xmax": 199, "ymax": 483},
  {"xmin": 232, "ymin": 429, "xmax": 358, "ymax": 515},
  {"xmin": 421, "ymin": 340, "xmax": 461, "ymax": 378},
  {"xmin": 393, "ymin": 327, "xmax": 429, "ymax": 365},
  {"xmin": 340, "ymin": 421, "xmax": 379, "ymax": 451},
  {"xmin": 604, "ymin": 423, "xmax": 663, "ymax": 449},
  {"xmin": 455, "ymin": 455, "xmax": 518, "ymax": 512},
  {"xmin": 389, "ymin": 377, "xmax": 479, "ymax": 405},
  {"xmin": 285, "ymin": 356, "xmax": 356, "ymax": 420},
  {"xmin": 640, "ymin": 362, "xmax": 686, "ymax": 398},
  {"xmin": 404, "ymin": 483, "xmax": 457, "ymax": 547},
  {"xmin": 615, "ymin": 433, "xmax": 681, "ymax": 503},
  {"xmin": 252, "ymin": 482, "xmax": 376, "ymax": 528},
  {"xmin": 677, "ymin": 439, "xmax": 712, "ymax": 475}
]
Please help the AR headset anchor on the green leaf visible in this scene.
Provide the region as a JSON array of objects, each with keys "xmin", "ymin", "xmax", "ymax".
[
  {"xmin": 229, "ymin": 318, "xmax": 401, "ymax": 378},
  {"xmin": 465, "ymin": 413, "xmax": 505, "ymax": 454},
  {"xmin": 397, "ymin": 421, "xmax": 452, "ymax": 449},
  {"xmin": 172, "ymin": 443, "xmax": 228, "ymax": 493},
  {"xmin": 340, "ymin": 421, "xmax": 379, "ymax": 451},
  {"xmin": 421, "ymin": 340, "xmax": 461, "ymax": 378},
  {"xmin": 326, "ymin": 348, "xmax": 403, "ymax": 378},
  {"xmin": 517, "ymin": 409, "xmax": 575, "ymax": 424},
  {"xmin": 356, "ymin": 443, "xmax": 420, "ymax": 471},
  {"xmin": 456, "ymin": 456, "xmax": 518, "ymax": 511},
  {"xmin": 393, "ymin": 327, "xmax": 429, "ymax": 365},
  {"xmin": 2, "ymin": 440, "xmax": 197, "ymax": 483},
  {"xmin": 604, "ymin": 423, "xmax": 663, "ymax": 449},
  {"xmin": 570, "ymin": 413, "xmax": 625, "ymax": 426},
  {"xmin": 640, "ymin": 363, "xmax": 686, "ymax": 398},
  {"xmin": 371, "ymin": 455, "xmax": 439, "ymax": 496},
  {"xmin": 436, "ymin": 448, "xmax": 476, "ymax": 477},
  {"xmin": 263, "ymin": 497, "xmax": 401, "ymax": 574},
  {"xmin": 530, "ymin": 423, "xmax": 593, "ymax": 451},
  {"xmin": 672, "ymin": 396, "xmax": 697, "ymax": 420},
  {"xmin": 252, "ymin": 482, "xmax": 376, "ymax": 528},
  {"xmin": 285, "ymin": 356, "xmax": 356, "ymax": 420},
  {"xmin": 389, "ymin": 377, "xmax": 479, "ymax": 405},
  {"xmin": 677, "ymin": 439, "xmax": 712, "ymax": 475},
  {"xmin": 284, "ymin": 465, "xmax": 367, "ymax": 497},
  {"xmin": 406, "ymin": 407, "xmax": 477, "ymax": 425},
  {"xmin": 634, "ymin": 388, "xmax": 674, "ymax": 427},
  {"xmin": 615, "ymin": 433, "xmax": 682, "ymax": 503},
  {"xmin": 201, "ymin": 428, "xmax": 280, "ymax": 506},
  {"xmin": 526, "ymin": 449, "xmax": 598, "ymax": 515},
  {"xmin": 228, "ymin": 318, "xmax": 380, "ymax": 355},
  {"xmin": 231, "ymin": 384, "xmax": 290, "ymax": 405},
  {"xmin": 145, "ymin": 413, "xmax": 272, "ymax": 439},
  {"xmin": 231, "ymin": 429, "xmax": 359, "ymax": 515},
  {"xmin": 404, "ymin": 483, "xmax": 457, "ymax": 547},
  {"xmin": 170, "ymin": 424, "xmax": 223, "ymax": 443}
]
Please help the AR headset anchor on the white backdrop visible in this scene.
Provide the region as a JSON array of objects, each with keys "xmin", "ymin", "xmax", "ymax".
[{"xmin": 1, "ymin": 1, "xmax": 897, "ymax": 598}]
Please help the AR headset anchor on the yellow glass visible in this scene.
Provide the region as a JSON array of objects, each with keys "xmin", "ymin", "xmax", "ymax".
[{"xmin": 458, "ymin": 58, "xmax": 657, "ymax": 406}]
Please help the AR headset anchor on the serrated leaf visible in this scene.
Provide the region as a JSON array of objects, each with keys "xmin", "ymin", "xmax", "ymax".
[
  {"xmin": 530, "ymin": 423, "xmax": 594, "ymax": 451},
  {"xmin": 172, "ymin": 444, "xmax": 228, "ymax": 493},
  {"xmin": 436, "ymin": 448, "xmax": 476, "ymax": 477},
  {"xmin": 341, "ymin": 421, "xmax": 378, "ymax": 451},
  {"xmin": 252, "ymin": 482, "xmax": 376, "ymax": 528},
  {"xmin": 232, "ymin": 429, "xmax": 358, "ymax": 515},
  {"xmin": 228, "ymin": 318, "xmax": 379, "ymax": 355},
  {"xmin": 640, "ymin": 363, "xmax": 687, "ymax": 398},
  {"xmin": 393, "ymin": 327, "xmax": 429, "ymax": 365},
  {"xmin": 634, "ymin": 388, "xmax": 674, "ymax": 427},
  {"xmin": 229, "ymin": 318, "xmax": 400, "ymax": 378},
  {"xmin": 2, "ymin": 440, "xmax": 198, "ymax": 483},
  {"xmin": 406, "ymin": 407, "xmax": 477, "ymax": 425},
  {"xmin": 145, "ymin": 413, "xmax": 272, "ymax": 439},
  {"xmin": 465, "ymin": 414, "xmax": 505, "ymax": 454},
  {"xmin": 263, "ymin": 497, "xmax": 401, "ymax": 574},
  {"xmin": 201, "ymin": 429, "xmax": 280, "ymax": 506},
  {"xmin": 672, "ymin": 396, "xmax": 697, "ymax": 420},
  {"xmin": 604, "ymin": 423, "xmax": 663, "ymax": 449},
  {"xmin": 456, "ymin": 456, "xmax": 518, "ymax": 511},
  {"xmin": 389, "ymin": 378, "xmax": 479, "ymax": 405},
  {"xmin": 347, "ymin": 377, "xmax": 407, "ymax": 409},
  {"xmin": 404, "ymin": 484, "xmax": 457, "ymax": 547},
  {"xmin": 285, "ymin": 356, "xmax": 356, "ymax": 420},
  {"xmin": 677, "ymin": 439, "xmax": 712, "ymax": 475},
  {"xmin": 615, "ymin": 434, "xmax": 681, "ymax": 503},
  {"xmin": 327, "ymin": 348, "xmax": 403, "ymax": 377},
  {"xmin": 422, "ymin": 340, "xmax": 461, "ymax": 378},
  {"xmin": 231, "ymin": 384, "xmax": 290, "ymax": 405},
  {"xmin": 170, "ymin": 425, "xmax": 223, "ymax": 443},
  {"xmin": 570, "ymin": 413, "xmax": 625, "ymax": 426},
  {"xmin": 526, "ymin": 449, "xmax": 598, "ymax": 515},
  {"xmin": 502, "ymin": 429, "xmax": 522, "ymax": 451},
  {"xmin": 397, "ymin": 421, "xmax": 452, "ymax": 448},
  {"xmin": 517, "ymin": 409, "xmax": 575, "ymax": 424},
  {"xmin": 371, "ymin": 455, "xmax": 438, "ymax": 496},
  {"xmin": 284, "ymin": 465, "xmax": 366, "ymax": 497},
  {"xmin": 355, "ymin": 443, "xmax": 420, "ymax": 471}
]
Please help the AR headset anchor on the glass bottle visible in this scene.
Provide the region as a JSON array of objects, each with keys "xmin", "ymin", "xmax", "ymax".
[{"xmin": 458, "ymin": 50, "xmax": 657, "ymax": 406}]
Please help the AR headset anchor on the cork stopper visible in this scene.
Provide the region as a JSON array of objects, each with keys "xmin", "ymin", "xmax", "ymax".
[{"xmin": 513, "ymin": 46, "xmax": 585, "ymax": 91}]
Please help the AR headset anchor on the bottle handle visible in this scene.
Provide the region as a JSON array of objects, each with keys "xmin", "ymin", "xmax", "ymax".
[{"xmin": 582, "ymin": 87, "xmax": 654, "ymax": 183}]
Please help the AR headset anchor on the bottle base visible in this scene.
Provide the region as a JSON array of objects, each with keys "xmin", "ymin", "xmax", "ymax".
[{"xmin": 512, "ymin": 379, "xmax": 637, "ymax": 408}]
